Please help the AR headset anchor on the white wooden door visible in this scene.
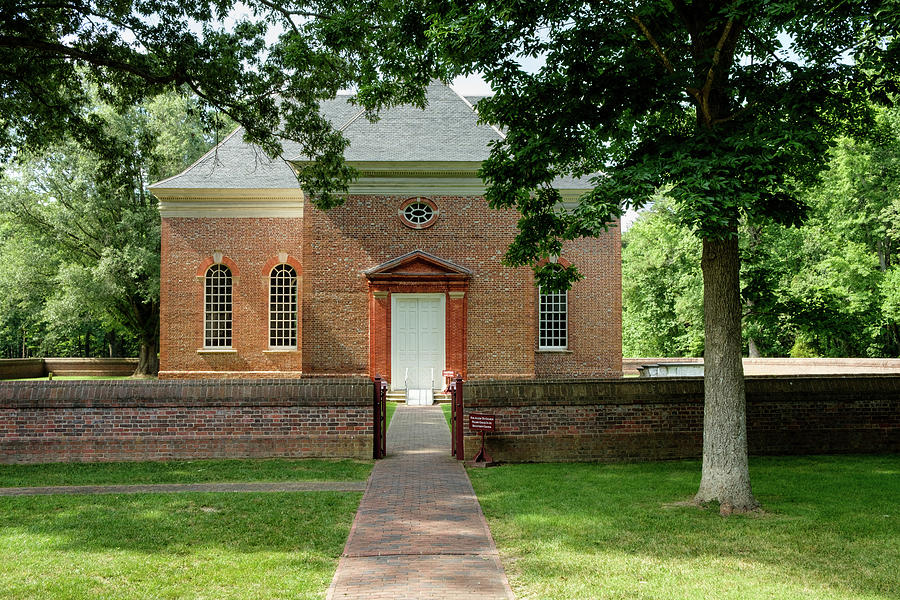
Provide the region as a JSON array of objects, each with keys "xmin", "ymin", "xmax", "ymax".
[{"xmin": 391, "ymin": 294, "xmax": 445, "ymax": 395}]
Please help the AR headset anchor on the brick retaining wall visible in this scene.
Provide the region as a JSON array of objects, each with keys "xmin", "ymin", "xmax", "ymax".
[
  {"xmin": 461, "ymin": 376, "xmax": 900, "ymax": 462},
  {"xmin": 622, "ymin": 357, "xmax": 900, "ymax": 376},
  {"xmin": 4, "ymin": 376, "xmax": 898, "ymax": 465},
  {"xmin": 0, "ymin": 358, "xmax": 139, "ymax": 380},
  {"xmin": 0, "ymin": 378, "xmax": 372, "ymax": 464},
  {"xmin": 0, "ymin": 359, "xmax": 44, "ymax": 380}
]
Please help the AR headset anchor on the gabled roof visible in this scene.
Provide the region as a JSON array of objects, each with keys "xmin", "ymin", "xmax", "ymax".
[
  {"xmin": 151, "ymin": 82, "xmax": 503, "ymax": 190},
  {"xmin": 149, "ymin": 81, "xmax": 594, "ymax": 193},
  {"xmin": 149, "ymin": 126, "xmax": 301, "ymax": 190},
  {"xmin": 365, "ymin": 250, "xmax": 472, "ymax": 281},
  {"xmin": 312, "ymin": 82, "xmax": 504, "ymax": 163}
]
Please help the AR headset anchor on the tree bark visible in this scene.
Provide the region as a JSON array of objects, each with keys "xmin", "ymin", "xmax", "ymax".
[
  {"xmin": 747, "ymin": 337, "xmax": 759, "ymax": 357},
  {"xmin": 694, "ymin": 233, "xmax": 758, "ymax": 513},
  {"xmin": 134, "ymin": 338, "xmax": 159, "ymax": 376},
  {"xmin": 106, "ymin": 331, "xmax": 123, "ymax": 358}
]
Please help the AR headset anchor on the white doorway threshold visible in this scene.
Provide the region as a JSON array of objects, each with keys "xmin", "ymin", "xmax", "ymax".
[{"xmin": 406, "ymin": 389, "xmax": 435, "ymax": 406}]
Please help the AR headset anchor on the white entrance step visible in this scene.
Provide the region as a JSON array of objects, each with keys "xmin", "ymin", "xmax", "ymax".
[
  {"xmin": 386, "ymin": 390, "xmax": 450, "ymax": 404},
  {"xmin": 406, "ymin": 389, "xmax": 434, "ymax": 406}
]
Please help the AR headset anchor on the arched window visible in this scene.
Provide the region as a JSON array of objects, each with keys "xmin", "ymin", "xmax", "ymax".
[
  {"xmin": 204, "ymin": 264, "xmax": 232, "ymax": 347},
  {"xmin": 269, "ymin": 264, "xmax": 298, "ymax": 348},
  {"xmin": 538, "ymin": 288, "xmax": 567, "ymax": 349}
]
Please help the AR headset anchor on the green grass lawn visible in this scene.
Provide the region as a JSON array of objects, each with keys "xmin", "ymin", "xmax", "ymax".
[
  {"xmin": 386, "ymin": 401, "xmax": 398, "ymax": 429},
  {"xmin": 0, "ymin": 458, "xmax": 371, "ymax": 598},
  {"xmin": 469, "ymin": 455, "xmax": 900, "ymax": 600},
  {"xmin": 0, "ymin": 491, "xmax": 358, "ymax": 599},
  {"xmin": 0, "ymin": 458, "xmax": 373, "ymax": 488},
  {"xmin": 441, "ymin": 402, "xmax": 451, "ymax": 428}
]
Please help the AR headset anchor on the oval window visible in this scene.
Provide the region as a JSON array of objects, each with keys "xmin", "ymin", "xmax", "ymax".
[{"xmin": 398, "ymin": 198, "xmax": 439, "ymax": 229}]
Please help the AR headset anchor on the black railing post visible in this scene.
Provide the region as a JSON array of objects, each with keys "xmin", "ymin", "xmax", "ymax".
[
  {"xmin": 380, "ymin": 379, "xmax": 387, "ymax": 458},
  {"xmin": 450, "ymin": 380, "xmax": 457, "ymax": 457},
  {"xmin": 373, "ymin": 374, "xmax": 386, "ymax": 459},
  {"xmin": 454, "ymin": 375, "xmax": 464, "ymax": 461}
]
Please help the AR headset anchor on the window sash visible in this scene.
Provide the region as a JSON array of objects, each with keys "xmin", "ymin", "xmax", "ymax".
[
  {"xmin": 538, "ymin": 289, "xmax": 568, "ymax": 349},
  {"xmin": 269, "ymin": 264, "xmax": 298, "ymax": 348},
  {"xmin": 204, "ymin": 264, "xmax": 232, "ymax": 347}
]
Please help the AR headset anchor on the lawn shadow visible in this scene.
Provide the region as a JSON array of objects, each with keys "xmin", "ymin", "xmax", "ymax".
[{"xmin": 470, "ymin": 455, "xmax": 900, "ymax": 599}]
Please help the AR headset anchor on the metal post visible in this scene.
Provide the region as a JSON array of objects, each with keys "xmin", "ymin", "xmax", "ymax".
[
  {"xmin": 373, "ymin": 375, "xmax": 383, "ymax": 459},
  {"xmin": 454, "ymin": 374, "xmax": 464, "ymax": 461},
  {"xmin": 380, "ymin": 379, "xmax": 387, "ymax": 458},
  {"xmin": 449, "ymin": 380, "xmax": 457, "ymax": 457}
]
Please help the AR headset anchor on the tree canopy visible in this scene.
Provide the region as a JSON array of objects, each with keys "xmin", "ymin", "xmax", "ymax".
[
  {"xmin": 353, "ymin": 0, "xmax": 900, "ymax": 512},
  {"xmin": 1, "ymin": 0, "xmax": 426, "ymax": 205},
  {"xmin": 0, "ymin": 89, "xmax": 227, "ymax": 373},
  {"xmin": 624, "ymin": 105, "xmax": 900, "ymax": 360}
]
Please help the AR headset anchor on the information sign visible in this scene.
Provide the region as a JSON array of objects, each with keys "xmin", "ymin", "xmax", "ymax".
[{"xmin": 469, "ymin": 413, "xmax": 496, "ymax": 432}]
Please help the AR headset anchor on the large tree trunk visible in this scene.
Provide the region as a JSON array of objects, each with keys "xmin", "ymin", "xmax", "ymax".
[
  {"xmin": 694, "ymin": 234, "xmax": 758, "ymax": 514},
  {"xmin": 134, "ymin": 338, "xmax": 159, "ymax": 376}
]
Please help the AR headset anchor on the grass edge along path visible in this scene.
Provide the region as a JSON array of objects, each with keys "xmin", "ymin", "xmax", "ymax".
[
  {"xmin": 386, "ymin": 401, "xmax": 398, "ymax": 430},
  {"xmin": 0, "ymin": 458, "xmax": 373, "ymax": 488},
  {"xmin": 469, "ymin": 455, "xmax": 900, "ymax": 600}
]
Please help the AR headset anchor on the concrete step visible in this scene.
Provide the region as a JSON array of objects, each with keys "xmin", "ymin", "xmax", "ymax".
[{"xmin": 385, "ymin": 391, "xmax": 452, "ymax": 404}]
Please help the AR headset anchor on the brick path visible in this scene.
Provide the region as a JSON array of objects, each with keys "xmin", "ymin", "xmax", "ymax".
[
  {"xmin": 0, "ymin": 481, "xmax": 366, "ymax": 496},
  {"xmin": 327, "ymin": 404, "xmax": 515, "ymax": 600}
]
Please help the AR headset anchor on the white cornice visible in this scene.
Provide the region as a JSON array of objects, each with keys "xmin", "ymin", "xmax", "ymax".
[
  {"xmin": 151, "ymin": 174, "xmax": 591, "ymax": 212},
  {"xmin": 154, "ymin": 188, "xmax": 304, "ymax": 218},
  {"xmin": 346, "ymin": 176, "xmax": 487, "ymax": 196}
]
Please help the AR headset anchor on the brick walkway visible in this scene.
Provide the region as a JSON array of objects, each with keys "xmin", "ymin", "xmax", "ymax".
[
  {"xmin": 327, "ymin": 404, "xmax": 515, "ymax": 600},
  {"xmin": 0, "ymin": 481, "xmax": 367, "ymax": 496}
]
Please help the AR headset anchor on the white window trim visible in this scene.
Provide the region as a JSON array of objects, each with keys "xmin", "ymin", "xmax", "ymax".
[
  {"xmin": 204, "ymin": 264, "xmax": 233, "ymax": 349},
  {"xmin": 538, "ymin": 288, "xmax": 568, "ymax": 350},
  {"xmin": 268, "ymin": 264, "xmax": 299, "ymax": 350}
]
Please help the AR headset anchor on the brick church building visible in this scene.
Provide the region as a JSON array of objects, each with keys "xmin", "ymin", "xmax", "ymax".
[{"xmin": 150, "ymin": 82, "xmax": 622, "ymax": 387}]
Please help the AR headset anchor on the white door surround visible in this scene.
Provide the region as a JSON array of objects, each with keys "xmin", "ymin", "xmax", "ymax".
[{"xmin": 391, "ymin": 293, "xmax": 446, "ymax": 395}]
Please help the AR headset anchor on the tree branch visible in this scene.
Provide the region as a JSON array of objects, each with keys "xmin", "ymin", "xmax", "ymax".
[
  {"xmin": 629, "ymin": 13, "xmax": 675, "ymax": 74},
  {"xmin": 701, "ymin": 17, "xmax": 735, "ymax": 101},
  {"xmin": 695, "ymin": 17, "xmax": 739, "ymax": 127},
  {"xmin": 0, "ymin": 35, "xmax": 183, "ymax": 86},
  {"xmin": 250, "ymin": 0, "xmax": 327, "ymax": 19},
  {"xmin": 629, "ymin": 10, "xmax": 704, "ymax": 108}
]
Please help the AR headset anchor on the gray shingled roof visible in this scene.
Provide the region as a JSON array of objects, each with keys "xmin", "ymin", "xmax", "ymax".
[
  {"xmin": 149, "ymin": 127, "xmax": 300, "ymax": 189},
  {"xmin": 297, "ymin": 81, "xmax": 502, "ymax": 162},
  {"xmin": 150, "ymin": 81, "xmax": 591, "ymax": 191}
]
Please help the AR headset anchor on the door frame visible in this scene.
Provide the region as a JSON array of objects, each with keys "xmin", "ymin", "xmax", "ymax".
[
  {"xmin": 390, "ymin": 293, "xmax": 446, "ymax": 391},
  {"xmin": 365, "ymin": 250, "xmax": 471, "ymax": 387}
]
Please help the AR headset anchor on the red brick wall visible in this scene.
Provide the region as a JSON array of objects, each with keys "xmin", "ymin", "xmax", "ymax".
[
  {"xmin": 159, "ymin": 196, "xmax": 622, "ymax": 380},
  {"xmin": 0, "ymin": 379, "xmax": 372, "ymax": 464},
  {"xmin": 302, "ymin": 195, "xmax": 621, "ymax": 382},
  {"xmin": 459, "ymin": 376, "xmax": 900, "ymax": 462},
  {"xmin": 535, "ymin": 232, "xmax": 623, "ymax": 378},
  {"xmin": 160, "ymin": 217, "xmax": 303, "ymax": 379},
  {"xmin": 0, "ymin": 359, "xmax": 139, "ymax": 380}
]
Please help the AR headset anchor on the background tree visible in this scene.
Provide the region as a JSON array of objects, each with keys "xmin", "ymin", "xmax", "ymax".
[
  {"xmin": 0, "ymin": 220, "xmax": 57, "ymax": 357},
  {"xmin": 797, "ymin": 106, "xmax": 900, "ymax": 356},
  {"xmin": 1, "ymin": 0, "xmax": 439, "ymax": 206},
  {"xmin": 0, "ymin": 89, "xmax": 227, "ymax": 375},
  {"xmin": 623, "ymin": 105, "xmax": 900, "ymax": 360},
  {"xmin": 347, "ymin": 0, "xmax": 899, "ymax": 512},
  {"xmin": 622, "ymin": 195, "xmax": 703, "ymax": 357}
]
